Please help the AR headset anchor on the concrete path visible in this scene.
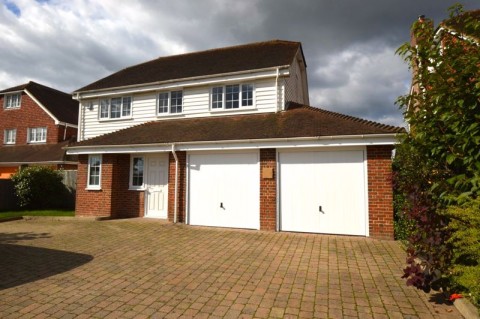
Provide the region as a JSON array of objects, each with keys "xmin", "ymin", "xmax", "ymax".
[{"xmin": 0, "ymin": 219, "xmax": 462, "ymax": 318}]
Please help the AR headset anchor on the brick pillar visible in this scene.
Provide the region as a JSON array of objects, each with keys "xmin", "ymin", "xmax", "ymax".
[
  {"xmin": 111, "ymin": 154, "xmax": 144, "ymax": 218},
  {"xmin": 168, "ymin": 151, "xmax": 187, "ymax": 223},
  {"xmin": 367, "ymin": 145, "xmax": 394, "ymax": 239},
  {"xmin": 260, "ymin": 148, "xmax": 277, "ymax": 230}
]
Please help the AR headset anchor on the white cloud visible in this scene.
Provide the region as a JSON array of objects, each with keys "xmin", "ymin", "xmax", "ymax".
[{"xmin": 309, "ymin": 41, "xmax": 409, "ymax": 126}]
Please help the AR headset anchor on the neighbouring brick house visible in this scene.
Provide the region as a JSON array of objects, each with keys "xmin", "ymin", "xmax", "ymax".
[
  {"xmin": 67, "ymin": 40, "xmax": 404, "ymax": 239},
  {"xmin": 0, "ymin": 81, "xmax": 79, "ymax": 178}
]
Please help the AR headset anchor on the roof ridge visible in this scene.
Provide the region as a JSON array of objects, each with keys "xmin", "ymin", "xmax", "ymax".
[
  {"xmin": 26, "ymin": 81, "xmax": 71, "ymax": 96},
  {"xmin": 118, "ymin": 39, "xmax": 300, "ymax": 73}
]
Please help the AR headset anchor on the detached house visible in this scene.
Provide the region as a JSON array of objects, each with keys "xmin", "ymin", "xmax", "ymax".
[
  {"xmin": 0, "ymin": 81, "xmax": 78, "ymax": 179},
  {"xmin": 67, "ymin": 40, "xmax": 403, "ymax": 239}
]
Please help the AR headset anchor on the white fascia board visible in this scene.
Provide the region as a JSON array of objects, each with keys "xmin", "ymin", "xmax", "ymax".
[
  {"xmin": 24, "ymin": 90, "xmax": 79, "ymax": 127},
  {"xmin": 66, "ymin": 134, "xmax": 400, "ymax": 155},
  {"xmin": 74, "ymin": 66, "xmax": 291, "ymax": 100},
  {"xmin": 25, "ymin": 89, "xmax": 59, "ymax": 123}
]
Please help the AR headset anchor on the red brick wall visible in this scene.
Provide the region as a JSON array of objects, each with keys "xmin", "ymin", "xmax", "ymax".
[
  {"xmin": 260, "ymin": 149, "xmax": 277, "ymax": 230},
  {"xmin": 168, "ymin": 151, "xmax": 186, "ymax": 223},
  {"xmin": 76, "ymin": 154, "xmax": 143, "ymax": 218},
  {"xmin": 111, "ymin": 154, "xmax": 144, "ymax": 218},
  {"xmin": 0, "ymin": 93, "xmax": 65, "ymax": 145},
  {"xmin": 76, "ymin": 154, "xmax": 113, "ymax": 217},
  {"xmin": 367, "ymin": 145, "xmax": 394, "ymax": 239}
]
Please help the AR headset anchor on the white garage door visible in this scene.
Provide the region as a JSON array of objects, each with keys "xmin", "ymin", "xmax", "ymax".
[
  {"xmin": 188, "ymin": 152, "xmax": 260, "ymax": 230},
  {"xmin": 279, "ymin": 149, "xmax": 367, "ymax": 236}
]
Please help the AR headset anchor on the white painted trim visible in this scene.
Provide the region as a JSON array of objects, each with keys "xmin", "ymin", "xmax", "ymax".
[
  {"xmin": 86, "ymin": 154, "xmax": 102, "ymax": 190},
  {"xmin": 66, "ymin": 134, "xmax": 400, "ymax": 155},
  {"xmin": 129, "ymin": 154, "xmax": 146, "ymax": 190},
  {"xmin": 74, "ymin": 67, "xmax": 290, "ymax": 99},
  {"xmin": 363, "ymin": 149, "xmax": 370, "ymax": 237},
  {"xmin": 24, "ymin": 90, "xmax": 78, "ymax": 127}
]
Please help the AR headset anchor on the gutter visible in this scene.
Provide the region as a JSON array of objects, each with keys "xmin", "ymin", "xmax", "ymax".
[
  {"xmin": 171, "ymin": 144, "xmax": 179, "ymax": 224},
  {"xmin": 65, "ymin": 134, "xmax": 403, "ymax": 155},
  {"xmin": 66, "ymin": 133, "xmax": 402, "ymax": 151}
]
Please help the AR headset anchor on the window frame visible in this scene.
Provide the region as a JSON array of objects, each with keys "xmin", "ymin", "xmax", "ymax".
[
  {"xmin": 129, "ymin": 155, "xmax": 145, "ymax": 190},
  {"xmin": 3, "ymin": 129, "xmax": 16, "ymax": 145},
  {"xmin": 27, "ymin": 127, "xmax": 47, "ymax": 143},
  {"xmin": 3, "ymin": 93, "xmax": 21, "ymax": 109},
  {"xmin": 210, "ymin": 83, "xmax": 255, "ymax": 111},
  {"xmin": 156, "ymin": 90, "xmax": 183, "ymax": 115},
  {"xmin": 87, "ymin": 154, "xmax": 102, "ymax": 190},
  {"xmin": 98, "ymin": 96, "xmax": 132, "ymax": 120}
]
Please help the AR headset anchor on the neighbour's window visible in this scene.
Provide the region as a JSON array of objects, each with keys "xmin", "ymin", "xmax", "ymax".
[
  {"xmin": 87, "ymin": 155, "xmax": 102, "ymax": 189},
  {"xmin": 4, "ymin": 93, "xmax": 21, "ymax": 109},
  {"xmin": 157, "ymin": 90, "xmax": 183, "ymax": 115},
  {"xmin": 211, "ymin": 83, "xmax": 254, "ymax": 110},
  {"xmin": 3, "ymin": 129, "xmax": 16, "ymax": 144},
  {"xmin": 130, "ymin": 156, "xmax": 144, "ymax": 189},
  {"xmin": 99, "ymin": 96, "xmax": 132, "ymax": 119},
  {"xmin": 27, "ymin": 127, "xmax": 47, "ymax": 143}
]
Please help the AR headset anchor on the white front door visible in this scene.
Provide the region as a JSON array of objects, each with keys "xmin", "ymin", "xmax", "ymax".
[
  {"xmin": 279, "ymin": 149, "xmax": 368, "ymax": 236},
  {"xmin": 145, "ymin": 154, "xmax": 168, "ymax": 218},
  {"xmin": 188, "ymin": 152, "xmax": 260, "ymax": 229}
]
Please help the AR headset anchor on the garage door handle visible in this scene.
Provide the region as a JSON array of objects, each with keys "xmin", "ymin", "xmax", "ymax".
[{"xmin": 319, "ymin": 206, "xmax": 324, "ymax": 214}]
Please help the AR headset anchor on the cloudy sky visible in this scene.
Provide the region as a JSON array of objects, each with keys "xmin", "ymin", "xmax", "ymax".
[{"xmin": 0, "ymin": 0, "xmax": 478, "ymax": 126}]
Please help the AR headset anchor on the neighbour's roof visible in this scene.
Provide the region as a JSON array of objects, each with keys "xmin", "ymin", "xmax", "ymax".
[
  {"xmin": 0, "ymin": 141, "xmax": 77, "ymax": 164},
  {"xmin": 0, "ymin": 81, "xmax": 79, "ymax": 125},
  {"xmin": 76, "ymin": 40, "xmax": 302, "ymax": 93},
  {"xmin": 70, "ymin": 103, "xmax": 405, "ymax": 148},
  {"xmin": 441, "ymin": 9, "xmax": 480, "ymax": 40}
]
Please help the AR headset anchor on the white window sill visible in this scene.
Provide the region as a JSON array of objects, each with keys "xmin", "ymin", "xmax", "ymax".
[
  {"xmin": 156, "ymin": 113, "xmax": 184, "ymax": 118},
  {"xmin": 129, "ymin": 187, "xmax": 145, "ymax": 191},
  {"xmin": 3, "ymin": 143, "xmax": 15, "ymax": 145},
  {"xmin": 86, "ymin": 186, "xmax": 102, "ymax": 191},
  {"xmin": 3, "ymin": 107, "xmax": 20, "ymax": 110},
  {"xmin": 27, "ymin": 141, "xmax": 47, "ymax": 144},
  {"xmin": 99, "ymin": 117, "xmax": 133, "ymax": 122},
  {"xmin": 209, "ymin": 107, "xmax": 257, "ymax": 114}
]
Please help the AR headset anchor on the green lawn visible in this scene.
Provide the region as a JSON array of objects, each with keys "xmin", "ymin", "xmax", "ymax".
[{"xmin": 0, "ymin": 210, "xmax": 74, "ymax": 220}]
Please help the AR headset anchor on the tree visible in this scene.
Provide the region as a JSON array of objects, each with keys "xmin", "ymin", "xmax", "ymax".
[
  {"xmin": 395, "ymin": 4, "xmax": 480, "ymax": 301},
  {"xmin": 11, "ymin": 166, "xmax": 69, "ymax": 209}
]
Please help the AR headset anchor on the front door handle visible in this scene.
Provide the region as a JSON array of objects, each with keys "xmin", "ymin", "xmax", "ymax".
[
  {"xmin": 319, "ymin": 206, "xmax": 324, "ymax": 214},
  {"xmin": 220, "ymin": 202, "xmax": 224, "ymax": 209}
]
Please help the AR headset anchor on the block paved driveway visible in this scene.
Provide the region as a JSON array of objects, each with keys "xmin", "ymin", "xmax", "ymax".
[{"xmin": 0, "ymin": 219, "xmax": 462, "ymax": 319}]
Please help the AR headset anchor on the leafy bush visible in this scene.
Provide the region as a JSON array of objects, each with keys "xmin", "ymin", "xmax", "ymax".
[
  {"xmin": 395, "ymin": 4, "xmax": 480, "ymax": 299},
  {"xmin": 446, "ymin": 198, "xmax": 480, "ymax": 307},
  {"xmin": 11, "ymin": 166, "xmax": 69, "ymax": 209}
]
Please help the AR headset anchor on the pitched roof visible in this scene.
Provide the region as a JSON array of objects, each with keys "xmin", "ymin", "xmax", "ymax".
[
  {"xmin": 0, "ymin": 81, "xmax": 79, "ymax": 125},
  {"xmin": 0, "ymin": 141, "xmax": 77, "ymax": 164},
  {"xmin": 70, "ymin": 103, "xmax": 404, "ymax": 148},
  {"xmin": 76, "ymin": 40, "xmax": 302, "ymax": 93},
  {"xmin": 441, "ymin": 9, "xmax": 480, "ymax": 40}
]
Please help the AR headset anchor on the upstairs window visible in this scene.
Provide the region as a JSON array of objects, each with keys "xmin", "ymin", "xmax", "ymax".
[
  {"xmin": 99, "ymin": 96, "xmax": 132, "ymax": 119},
  {"xmin": 28, "ymin": 127, "xmax": 47, "ymax": 143},
  {"xmin": 157, "ymin": 90, "xmax": 183, "ymax": 115},
  {"xmin": 211, "ymin": 84, "xmax": 254, "ymax": 110},
  {"xmin": 4, "ymin": 129, "xmax": 16, "ymax": 144},
  {"xmin": 4, "ymin": 93, "xmax": 21, "ymax": 109}
]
